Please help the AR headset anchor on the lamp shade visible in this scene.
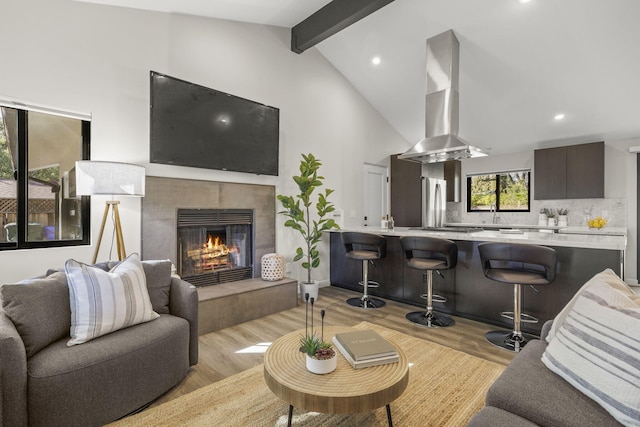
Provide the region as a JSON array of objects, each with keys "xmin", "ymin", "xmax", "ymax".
[{"xmin": 75, "ymin": 161, "xmax": 145, "ymax": 197}]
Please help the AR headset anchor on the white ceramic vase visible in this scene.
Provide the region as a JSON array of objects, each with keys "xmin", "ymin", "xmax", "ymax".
[
  {"xmin": 558, "ymin": 215, "xmax": 568, "ymax": 227},
  {"xmin": 300, "ymin": 281, "xmax": 319, "ymax": 302},
  {"xmin": 306, "ymin": 354, "xmax": 337, "ymax": 375},
  {"xmin": 538, "ymin": 214, "xmax": 548, "ymax": 226}
]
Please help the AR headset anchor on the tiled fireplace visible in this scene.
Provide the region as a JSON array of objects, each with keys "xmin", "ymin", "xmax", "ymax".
[{"xmin": 142, "ymin": 177, "xmax": 275, "ymax": 286}]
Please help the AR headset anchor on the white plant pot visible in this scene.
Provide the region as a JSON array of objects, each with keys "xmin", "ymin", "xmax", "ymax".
[
  {"xmin": 538, "ymin": 214, "xmax": 548, "ymax": 226},
  {"xmin": 558, "ymin": 215, "xmax": 568, "ymax": 227},
  {"xmin": 306, "ymin": 354, "xmax": 337, "ymax": 375},
  {"xmin": 300, "ymin": 281, "xmax": 319, "ymax": 302},
  {"xmin": 548, "ymin": 217, "xmax": 557, "ymax": 226}
]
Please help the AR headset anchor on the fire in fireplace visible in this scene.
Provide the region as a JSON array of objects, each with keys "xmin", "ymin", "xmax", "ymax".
[
  {"xmin": 177, "ymin": 209, "xmax": 253, "ymax": 286},
  {"xmin": 189, "ymin": 234, "xmax": 239, "ymax": 272}
]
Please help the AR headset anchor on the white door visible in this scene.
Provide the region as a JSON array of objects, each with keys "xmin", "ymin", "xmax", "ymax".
[{"xmin": 363, "ymin": 163, "xmax": 388, "ymax": 227}]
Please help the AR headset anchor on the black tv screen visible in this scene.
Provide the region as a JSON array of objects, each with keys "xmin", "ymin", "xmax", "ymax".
[{"xmin": 150, "ymin": 71, "xmax": 279, "ymax": 176}]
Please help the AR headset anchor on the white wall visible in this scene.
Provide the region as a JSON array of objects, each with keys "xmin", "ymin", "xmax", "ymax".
[{"xmin": 0, "ymin": 0, "xmax": 409, "ymax": 283}]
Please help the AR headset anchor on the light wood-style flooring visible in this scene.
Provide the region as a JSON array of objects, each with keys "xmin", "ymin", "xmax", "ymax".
[{"xmin": 152, "ymin": 286, "xmax": 516, "ymax": 407}]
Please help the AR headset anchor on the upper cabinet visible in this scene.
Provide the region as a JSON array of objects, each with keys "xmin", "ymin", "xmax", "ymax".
[{"xmin": 534, "ymin": 141, "xmax": 604, "ymax": 200}]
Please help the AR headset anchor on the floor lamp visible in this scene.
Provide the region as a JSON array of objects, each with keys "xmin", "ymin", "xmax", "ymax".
[{"xmin": 75, "ymin": 161, "xmax": 146, "ymax": 263}]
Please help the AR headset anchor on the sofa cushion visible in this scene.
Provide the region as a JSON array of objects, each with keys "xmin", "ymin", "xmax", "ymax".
[
  {"xmin": 467, "ymin": 406, "xmax": 539, "ymax": 427},
  {"xmin": 541, "ymin": 275, "xmax": 640, "ymax": 426},
  {"xmin": 65, "ymin": 253, "xmax": 159, "ymax": 346},
  {"xmin": 486, "ymin": 340, "xmax": 622, "ymax": 427},
  {"xmin": 0, "ymin": 272, "xmax": 71, "ymax": 357},
  {"xmin": 46, "ymin": 261, "xmax": 112, "ymax": 277},
  {"xmin": 53, "ymin": 259, "xmax": 173, "ymax": 314},
  {"xmin": 140, "ymin": 259, "xmax": 172, "ymax": 314},
  {"xmin": 27, "ymin": 314, "xmax": 190, "ymax": 426}
]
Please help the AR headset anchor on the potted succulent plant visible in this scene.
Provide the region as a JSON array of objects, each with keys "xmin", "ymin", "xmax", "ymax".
[
  {"xmin": 277, "ymin": 153, "xmax": 340, "ymax": 301},
  {"xmin": 547, "ymin": 209, "xmax": 557, "ymax": 226},
  {"xmin": 300, "ymin": 332, "xmax": 337, "ymax": 374},
  {"xmin": 538, "ymin": 208, "xmax": 549, "ymax": 226},
  {"xmin": 557, "ymin": 208, "xmax": 569, "ymax": 227}
]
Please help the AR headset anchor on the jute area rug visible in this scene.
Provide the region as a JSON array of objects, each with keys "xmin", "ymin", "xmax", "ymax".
[{"xmin": 110, "ymin": 322, "xmax": 505, "ymax": 426}]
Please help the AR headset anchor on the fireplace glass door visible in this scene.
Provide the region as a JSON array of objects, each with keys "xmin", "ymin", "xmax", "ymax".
[{"xmin": 176, "ymin": 209, "xmax": 253, "ymax": 285}]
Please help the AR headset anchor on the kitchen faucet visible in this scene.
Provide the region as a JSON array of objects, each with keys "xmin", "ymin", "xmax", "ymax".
[{"xmin": 490, "ymin": 204, "xmax": 500, "ymax": 224}]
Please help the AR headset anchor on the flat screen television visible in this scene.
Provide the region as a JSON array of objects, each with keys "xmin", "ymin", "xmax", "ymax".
[{"xmin": 150, "ymin": 71, "xmax": 280, "ymax": 176}]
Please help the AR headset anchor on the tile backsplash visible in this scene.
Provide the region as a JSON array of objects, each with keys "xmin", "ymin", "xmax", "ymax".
[{"xmin": 447, "ymin": 198, "xmax": 626, "ymax": 228}]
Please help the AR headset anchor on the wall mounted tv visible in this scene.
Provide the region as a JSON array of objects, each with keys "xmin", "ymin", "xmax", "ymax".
[{"xmin": 150, "ymin": 71, "xmax": 280, "ymax": 176}]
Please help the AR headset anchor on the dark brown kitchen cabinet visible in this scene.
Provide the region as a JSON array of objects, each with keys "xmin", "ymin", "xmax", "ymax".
[
  {"xmin": 534, "ymin": 141, "xmax": 604, "ymax": 200},
  {"xmin": 390, "ymin": 156, "xmax": 462, "ymax": 227},
  {"xmin": 390, "ymin": 154, "xmax": 421, "ymax": 227}
]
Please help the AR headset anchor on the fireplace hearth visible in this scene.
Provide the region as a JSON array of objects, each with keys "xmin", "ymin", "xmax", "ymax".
[{"xmin": 177, "ymin": 209, "xmax": 253, "ymax": 286}]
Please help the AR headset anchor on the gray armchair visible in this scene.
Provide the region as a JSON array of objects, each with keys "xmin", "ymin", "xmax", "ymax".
[{"xmin": 0, "ymin": 259, "xmax": 198, "ymax": 427}]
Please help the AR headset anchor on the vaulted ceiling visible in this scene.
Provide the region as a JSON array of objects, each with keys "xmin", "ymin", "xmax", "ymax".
[{"xmin": 75, "ymin": 0, "xmax": 640, "ymax": 156}]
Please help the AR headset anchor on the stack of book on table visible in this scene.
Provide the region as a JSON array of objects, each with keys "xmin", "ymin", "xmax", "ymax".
[{"xmin": 332, "ymin": 329, "xmax": 399, "ymax": 369}]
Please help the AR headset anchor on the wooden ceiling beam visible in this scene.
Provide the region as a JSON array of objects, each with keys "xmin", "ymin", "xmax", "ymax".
[{"xmin": 291, "ymin": 0, "xmax": 394, "ymax": 54}]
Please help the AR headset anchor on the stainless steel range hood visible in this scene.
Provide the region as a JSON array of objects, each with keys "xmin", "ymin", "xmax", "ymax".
[{"xmin": 399, "ymin": 30, "xmax": 487, "ymax": 163}]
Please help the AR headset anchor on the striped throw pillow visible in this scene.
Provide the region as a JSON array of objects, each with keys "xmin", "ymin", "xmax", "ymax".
[
  {"xmin": 546, "ymin": 268, "xmax": 632, "ymax": 343},
  {"xmin": 541, "ymin": 277, "xmax": 640, "ymax": 426},
  {"xmin": 65, "ymin": 253, "xmax": 159, "ymax": 346}
]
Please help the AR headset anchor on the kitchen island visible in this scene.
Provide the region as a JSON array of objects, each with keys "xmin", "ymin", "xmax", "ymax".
[{"xmin": 329, "ymin": 227, "xmax": 626, "ymax": 335}]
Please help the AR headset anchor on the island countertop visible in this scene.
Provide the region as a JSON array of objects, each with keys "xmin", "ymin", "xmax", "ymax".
[{"xmin": 329, "ymin": 226, "xmax": 627, "ymax": 251}]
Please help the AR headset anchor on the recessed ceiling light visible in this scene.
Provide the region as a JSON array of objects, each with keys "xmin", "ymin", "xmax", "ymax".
[
  {"xmin": 554, "ymin": 113, "xmax": 566, "ymax": 121},
  {"xmin": 371, "ymin": 56, "xmax": 381, "ymax": 66},
  {"xmin": 518, "ymin": 0, "xmax": 532, "ymax": 3}
]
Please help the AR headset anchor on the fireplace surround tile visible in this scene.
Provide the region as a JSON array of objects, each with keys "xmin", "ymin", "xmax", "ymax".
[{"xmin": 142, "ymin": 177, "xmax": 276, "ymax": 283}]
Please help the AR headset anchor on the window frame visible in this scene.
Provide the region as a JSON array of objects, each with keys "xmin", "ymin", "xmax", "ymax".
[
  {"xmin": 0, "ymin": 104, "xmax": 91, "ymax": 251},
  {"xmin": 466, "ymin": 170, "xmax": 531, "ymax": 213}
]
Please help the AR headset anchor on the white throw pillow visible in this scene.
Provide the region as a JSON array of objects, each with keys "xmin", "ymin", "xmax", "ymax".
[
  {"xmin": 546, "ymin": 268, "xmax": 630, "ymax": 343},
  {"xmin": 541, "ymin": 276, "xmax": 640, "ymax": 426},
  {"xmin": 65, "ymin": 253, "xmax": 159, "ymax": 346}
]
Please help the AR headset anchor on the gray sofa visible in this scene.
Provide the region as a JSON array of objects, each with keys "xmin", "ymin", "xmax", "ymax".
[
  {"xmin": 0, "ymin": 259, "xmax": 198, "ymax": 427},
  {"xmin": 467, "ymin": 320, "xmax": 622, "ymax": 427}
]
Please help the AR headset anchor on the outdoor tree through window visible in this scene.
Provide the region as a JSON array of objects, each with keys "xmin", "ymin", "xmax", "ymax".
[
  {"xmin": 0, "ymin": 103, "xmax": 90, "ymax": 249},
  {"xmin": 467, "ymin": 171, "xmax": 530, "ymax": 212}
]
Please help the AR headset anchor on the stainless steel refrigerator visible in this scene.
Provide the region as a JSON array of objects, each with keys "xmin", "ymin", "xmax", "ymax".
[{"xmin": 422, "ymin": 177, "xmax": 447, "ymax": 228}]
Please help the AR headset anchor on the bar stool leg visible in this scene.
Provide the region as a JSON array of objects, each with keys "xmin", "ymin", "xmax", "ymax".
[
  {"xmin": 362, "ymin": 260, "xmax": 369, "ymax": 300},
  {"xmin": 346, "ymin": 260, "xmax": 386, "ymax": 309},
  {"xmin": 513, "ymin": 284, "xmax": 522, "ymax": 344},
  {"xmin": 485, "ymin": 284, "xmax": 537, "ymax": 352},
  {"xmin": 406, "ymin": 270, "xmax": 454, "ymax": 327}
]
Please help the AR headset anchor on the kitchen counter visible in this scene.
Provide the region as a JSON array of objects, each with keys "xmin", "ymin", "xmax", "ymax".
[
  {"xmin": 449, "ymin": 222, "xmax": 627, "ymax": 236},
  {"xmin": 557, "ymin": 226, "xmax": 627, "ymax": 236},
  {"xmin": 449, "ymin": 222, "xmax": 565, "ymax": 231},
  {"xmin": 332, "ymin": 226, "xmax": 627, "ymax": 251},
  {"xmin": 329, "ymin": 227, "xmax": 625, "ymax": 335}
]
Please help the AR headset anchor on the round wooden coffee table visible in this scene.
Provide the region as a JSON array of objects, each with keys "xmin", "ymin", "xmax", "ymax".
[{"xmin": 263, "ymin": 326, "xmax": 409, "ymax": 426}]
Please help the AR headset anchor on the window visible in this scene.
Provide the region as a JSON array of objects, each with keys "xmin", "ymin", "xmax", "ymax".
[
  {"xmin": 0, "ymin": 103, "xmax": 90, "ymax": 249},
  {"xmin": 467, "ymin": 170, "xmax": 530, "ymax": 212}
]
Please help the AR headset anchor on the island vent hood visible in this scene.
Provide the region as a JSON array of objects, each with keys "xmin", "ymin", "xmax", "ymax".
[{"xmin": 399, "ymin": 30, "xmax": 487, "ymax": 163}]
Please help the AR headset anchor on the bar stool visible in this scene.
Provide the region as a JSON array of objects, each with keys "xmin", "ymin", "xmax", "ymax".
[
  {"xmin": 478, "ymin": 242, "xmax": 557, "ymax": 352},
  {"xmin": 341, "ymin": 232, "xmax": 387, "ymax": 308},
  {"xmin": 400, "ymin": 236, "xmax": 457, "ymax": 327}
]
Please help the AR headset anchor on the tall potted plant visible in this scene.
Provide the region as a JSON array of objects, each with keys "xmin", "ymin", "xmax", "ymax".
[{"xmin": 277, "ymin": 153, "xmax": 340, "ymax": 300}]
